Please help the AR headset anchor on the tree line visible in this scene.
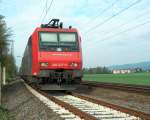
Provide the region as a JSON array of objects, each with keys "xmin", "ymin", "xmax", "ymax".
[
  {"xmin": 83, "ymin": 67, "xmax": 112, "ymax": 74},
  {"xmin": 0, "ymin": 15, "xmax": 17, "ymax": 82}
]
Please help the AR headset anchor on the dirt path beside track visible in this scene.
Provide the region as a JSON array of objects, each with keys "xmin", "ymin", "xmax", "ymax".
[{"xmin": 2, "ymin": 81, "xmax": 63, "ymax": 120}]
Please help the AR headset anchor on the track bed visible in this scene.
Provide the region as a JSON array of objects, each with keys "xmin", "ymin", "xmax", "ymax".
[{"xmin": 26, "ymin": 82, "xmax": 150, "ymax": 120}]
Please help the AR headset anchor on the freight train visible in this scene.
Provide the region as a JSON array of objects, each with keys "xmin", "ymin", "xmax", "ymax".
[{"xmin": 20, "ymin": 19, "xmax": 83, "ymax": 90}]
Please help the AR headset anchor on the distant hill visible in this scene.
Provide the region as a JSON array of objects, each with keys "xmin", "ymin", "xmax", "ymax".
[{"xmin": 109, "ymin": 61, "xmax": 150, "ymax": 70}]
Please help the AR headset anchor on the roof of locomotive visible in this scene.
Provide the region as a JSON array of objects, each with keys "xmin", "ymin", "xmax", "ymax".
[
  {"xmin": 32, "ymin": 27, "xmax": 79, "ymax": 35},
  {"xmin": 31, "ymin": 19, "xmax": 80, "ymax": 35}
]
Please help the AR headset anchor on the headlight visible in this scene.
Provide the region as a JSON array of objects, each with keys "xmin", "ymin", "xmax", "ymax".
[
  {"xmin": 70, "ymin": 62, "xmax": 78, "ymax": 67},
  {"xmin": 40, "ymin": 62, "xmax": 48, "ymax": 67},
  {"xmin": 33, "ymin": 72, "xmax": 37, "ymax": 76}
]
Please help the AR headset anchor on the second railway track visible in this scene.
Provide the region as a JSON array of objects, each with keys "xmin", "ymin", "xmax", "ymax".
[
  {"xmin": 25, "ymin": 83, "xmax": 150, "ymax": 120},
  {"xmin": 81, "ymin": 81, "xmax": 150, "ymax": 95}
]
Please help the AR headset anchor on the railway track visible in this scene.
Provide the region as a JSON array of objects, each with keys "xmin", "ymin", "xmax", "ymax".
[
  {"xmin": 81, "ymin": 81, "xmax": 150, "ymax": 95},
  {"xmin": 25, "ymin": 83, "xmax": 150, "ymax": 120}
]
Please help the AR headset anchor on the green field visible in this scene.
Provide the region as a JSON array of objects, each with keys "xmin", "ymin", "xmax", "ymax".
[{"xmin": 83, "ymin": 73, "xmax": 150, "ymax": 86}]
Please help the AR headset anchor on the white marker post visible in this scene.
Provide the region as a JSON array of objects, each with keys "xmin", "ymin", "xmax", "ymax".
[{"xmin": 2, "ymin": 67, "xmax": 6, "ymax": 85}]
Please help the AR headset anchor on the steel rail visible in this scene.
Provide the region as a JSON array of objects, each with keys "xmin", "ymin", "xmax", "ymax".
[
  {"xmin": 31, "ymin": 85, "xmax": 97, "ymax": 120},
  {"xmin": 81, "ymin": 81, "xmax": 150, "ymax": 94},
  {"xmin": 71, "ymin": 92, "xmax": 150, "ymax": 120},
  {"xmin": 27, "ymin": 83, "xmax": 150, "ymax": 120}
]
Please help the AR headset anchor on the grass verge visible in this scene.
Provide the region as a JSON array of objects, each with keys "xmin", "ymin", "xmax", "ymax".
[
  {"xmin": 83, "ymin": 72, "xmax": 150, "ymax": 86},
  {"xmin": 0, "ymin": 106, "xmax": 13, "ymax": 120}
]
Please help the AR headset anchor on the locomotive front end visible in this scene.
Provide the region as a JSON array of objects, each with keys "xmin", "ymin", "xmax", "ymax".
[
  {"xmin": 20, "ymin": 19, "xmax": 83, "ymax": 90},
  {"xmin": 36, "ymin": 26, "xmax": 82, "ymax": 84}
]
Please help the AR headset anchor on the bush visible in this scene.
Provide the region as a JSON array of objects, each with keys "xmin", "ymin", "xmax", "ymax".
[{"xmin": 0, "ymin": 106, "xmax": 13, "ymax": 120}]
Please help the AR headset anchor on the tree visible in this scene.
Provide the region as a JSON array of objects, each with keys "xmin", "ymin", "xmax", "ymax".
[
  {"xmin": 83, "ymin": 66, "xmax": 112, "ymax": 74},
  {"xmin": 0, "ymin": 15, "xmax": 11, "ymax": 64},
  {"xmin": 0, "ymin": 15, "xmax": 17, "ymax": 82}
]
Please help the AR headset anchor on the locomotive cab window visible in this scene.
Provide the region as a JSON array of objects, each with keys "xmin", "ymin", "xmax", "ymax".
[
  {"xmin": 59, "ymin": 33, "xmax": 78, "ymax": 51},
  {"xmin": 39, "ymin": 32, "xmax": 79, "ymax": 51},
  {"xmin": 40, "ymin": 33, "xmax": 57, "ymax": 45},
  {"xmin": 59, "ymin": 33, "xmax": 76, "ymax": 42}
]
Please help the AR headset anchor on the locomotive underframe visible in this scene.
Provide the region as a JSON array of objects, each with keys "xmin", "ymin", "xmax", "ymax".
[{"xmin": 38, "ymin": 69, "xmax": 82, "ymax": 84}]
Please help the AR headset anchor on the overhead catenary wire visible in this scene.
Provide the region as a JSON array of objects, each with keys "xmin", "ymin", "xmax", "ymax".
[
  {"xmin": 85, "ymin": 19, "xmax": 150, "ymax": 49},
  {"xmin": 38, "ymin": 0, "xmax": 48, "ymax": 25},
  {"xmin": 40, "ymin": 0, "xmax": 48, "ymax": 19},
  {"xmin": 45, "ymin": 0, "xmax": 48, "ymax": 15},
  {"xmin": 99, "ymin": 9, "xmax": 150, "ymax": 38},
  {"xmin": 41, "ymin": 0, "xmax": 54, "ymax": 24},
  {"xmin": 84, "ymin": 0, "xmax": 142, "ymax": 34},
  {"xmin": 80, "ymin": 0, "xmax": 118, "ymax": 28},
  {"xmin": 84, "ymin": 8, "xmax": 150, "ymax": 44}
]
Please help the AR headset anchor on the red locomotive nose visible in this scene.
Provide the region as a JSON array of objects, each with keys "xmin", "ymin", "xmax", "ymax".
[
  {"xmin": 20, "ymin": 19, "xmax": 83, "ymax": 88},
  {"xmin": 39, "ymin": 51, "xmax": 81, "ymax": 70}
]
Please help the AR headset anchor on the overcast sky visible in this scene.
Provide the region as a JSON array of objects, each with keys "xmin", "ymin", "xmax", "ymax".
[{"xmin": 0, "ymin": 0, "xmax": 150, "ymax": 67}]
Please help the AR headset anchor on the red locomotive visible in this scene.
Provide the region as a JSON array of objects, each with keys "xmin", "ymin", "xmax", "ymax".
[{"xmin": 20, "ymin": 19, "xmax": 83, "ymax": 90}]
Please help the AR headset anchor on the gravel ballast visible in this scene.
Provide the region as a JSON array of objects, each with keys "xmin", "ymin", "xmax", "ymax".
[
  {"xmin": 75, "ymin": 85, "xmax": 150, "ymax": 114},
  {"xmin": 2, "ymin": 80, "xmax": 149, "ymax": 119},
  {"xmin": 2, "ymin": 81, "xmax": 63, "ymax": 120}
]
